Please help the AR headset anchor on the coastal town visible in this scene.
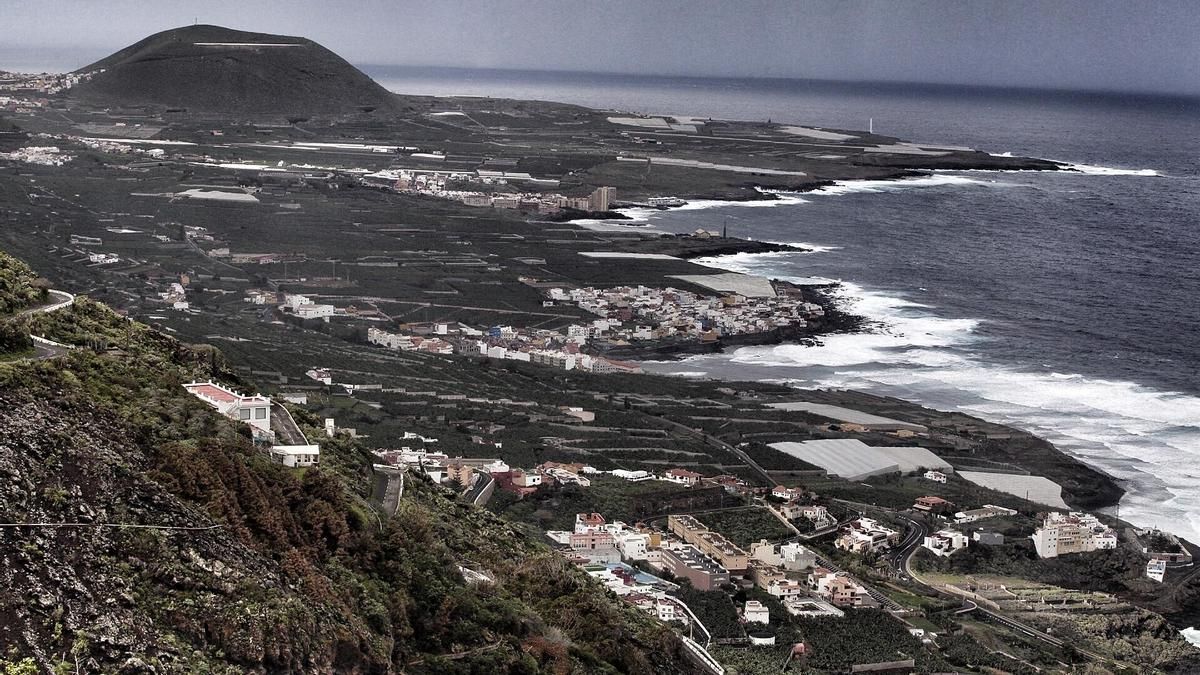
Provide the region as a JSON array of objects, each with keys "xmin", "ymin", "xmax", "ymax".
[
  {"xmin": 54, "ymin": 359, "xmax": 1190, "ymax": 673},
  {"xmin": 359, "ymin": 279, "xmax": 826, "ymax": 369},
  {"xmin": 1, "ymin": 18, "xmax": 1197, "ymax": 675}
]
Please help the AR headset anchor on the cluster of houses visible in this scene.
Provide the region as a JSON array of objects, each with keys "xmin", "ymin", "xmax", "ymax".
[
  {"xmin": 542, "ymin": 283, "xmax": 825, "ymax": 344},
  {"xmin": 367, "ymin": 322, "xmax": 643, "ymax": 374},
  {"xmin": 0, "ymin": 68, "xmax": 100, "ymax": 95},
  {"xmin": 1032, "ymin": 511, "xmax": 1118, "ymax": 559},
  {"xmin": 362, "ymin": 166, "xmax": 615, "ymax": 215},
  {"xmin": 769, "ymin": 485, "xmax": 836, "ymax": 529},
  {"xmin": 555, "ymin": 509, "xmax": 878, "ymax": 624},
  {"xmin": 0, "ymin": 145, "xmax": 72, "ymax": 166},
  {"xmin": 362, "ymin": 280, "xmax": 827, "ymax": 376},
  {"xmin": 835, "ymin": 517, "xmax": 900, "ymax": 555},
  {"xmin": 374, "ymin": 436, "xmax": 744, "ymax": 501},
  {"xmin": 0, "ymin": 94, "xmax": 47, "ymax": 113},
  {"xmin": 1137, "ymin": 529, "xmax": 1192, "ymax": 583}
]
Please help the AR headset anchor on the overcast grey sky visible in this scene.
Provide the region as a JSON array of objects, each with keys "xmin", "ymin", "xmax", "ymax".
[{"xmin": 3, "ymin": 0, "xmax": 1198, "ymax": 95}]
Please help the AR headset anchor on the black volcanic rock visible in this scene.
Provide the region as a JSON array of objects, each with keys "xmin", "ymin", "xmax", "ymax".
[{"xmin": 68, "ymin": 25, "xmax": 401, "ymax": 115}]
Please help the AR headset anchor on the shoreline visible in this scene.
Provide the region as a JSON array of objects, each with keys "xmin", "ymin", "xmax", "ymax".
[
  {"xmin": 637, "ymin": 243, "xmax": 1198, "ymax": 542},
  {"xmin": 591, "ymin": 177, "xmax": 1184, "ymax": 529},
  {"xmin": 594, "ymin": 282, "xmax": 866, "ymax": 361}
]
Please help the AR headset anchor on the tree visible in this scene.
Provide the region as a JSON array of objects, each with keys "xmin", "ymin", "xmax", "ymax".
[{"xmin": 0, "ymin": 321, "xmax": 31, "ymax": 354}]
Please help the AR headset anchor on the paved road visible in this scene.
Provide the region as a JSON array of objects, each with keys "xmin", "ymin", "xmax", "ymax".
[
  {"xmin": 890, "ymin": 514, "xmax": 929, "ymax": 583},
  {"xmin": 465, "ymin": 471, "xmax": 495, "ymax": 506},
  {"xmin": 270, "ymin": 402, "xmax": 308, "ymax": 445},
  {"xmin": 832, "ymin": 500, "xmax": 1095, "ymax": 656},
  {"xmin": 882, "ymin": 511, "xmax": 1119, "ymax": 658},
  {"xmin": 8, "ymin": 290, "xmax": 76, "ymax": 362},
  {"xmin": 18, "ymin": 289, "xmax": 75, "ymax": 317}
]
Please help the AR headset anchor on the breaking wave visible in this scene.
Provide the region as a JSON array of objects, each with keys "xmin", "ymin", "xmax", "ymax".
[
  {"xmin": 807, "ymin": 174, "xmax": 989, "ymax": 195},
  {"xmin": 650, "ymin": 251, "xmax": 1200, "ymax": 542},
  {"xmin": 1066, "ymin": 163, "xmax": 1160, "ymax": 176}
]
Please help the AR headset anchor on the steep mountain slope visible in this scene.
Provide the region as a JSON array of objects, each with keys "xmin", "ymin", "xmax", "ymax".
[
  {"xmin": 0, "ymin": 256, "xmax": 688, "ymax": 673},
  {"xmin": 68, "ymin": 25, "xmax": 401, "ymax": 115},
  {"xmin": 0, "ymin": 251, "xmax": 46, "ymax": 315}
]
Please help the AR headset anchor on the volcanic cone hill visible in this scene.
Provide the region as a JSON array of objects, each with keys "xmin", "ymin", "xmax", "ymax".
[{"xmin": 68, "ymin": 25, "xmax": 402, "ymax": 116}]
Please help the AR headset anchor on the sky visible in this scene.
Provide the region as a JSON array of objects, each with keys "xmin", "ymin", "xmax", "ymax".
[{"xmin": 2, "ymin": 0, "xmax": 1198, "ymax": 96}]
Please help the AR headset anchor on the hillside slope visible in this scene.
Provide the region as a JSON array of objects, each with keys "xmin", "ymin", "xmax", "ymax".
[
  {"xmin": 68, "ymin": 25, "xmax": 401, "ymax": 115},
  {"xmin": 0, "ymin": 259, "xmax": 687, "ymax": 673}
]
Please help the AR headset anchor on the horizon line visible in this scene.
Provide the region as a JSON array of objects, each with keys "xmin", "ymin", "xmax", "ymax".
[
  {"xmin": 1, "ymin": 45, "xmax": 1196, "ymax": 102},
  {"xmin": 358, "ymin": 63, "xmax": 1200, "ymax": 103}
]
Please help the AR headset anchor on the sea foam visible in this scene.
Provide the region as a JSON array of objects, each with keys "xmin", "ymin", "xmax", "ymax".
[
  {"xmin": 809, "ymin": 174, "xmax": 988, "ymax": 196},
  {"xmin": 662, "ymin": 249, "xmax": 1200, "ymax": 543},
  {"xmin": 1067, "ymin": 163, "xmax": 1160, "ymax": 177}
]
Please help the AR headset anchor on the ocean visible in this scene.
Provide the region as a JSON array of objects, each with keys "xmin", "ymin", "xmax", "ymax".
[{"xmin": 390, "ymin": 67, "xmax": 1200, "ymax": 540}]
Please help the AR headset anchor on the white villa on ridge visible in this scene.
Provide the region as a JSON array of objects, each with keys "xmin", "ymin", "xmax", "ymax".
[
  {"xmin": 184, "ymin": 381, "xmax": 320, "ymax": 468},
  {"xmin": 184, "ymin": 381, "xmax": 271, "ymax": 434}
]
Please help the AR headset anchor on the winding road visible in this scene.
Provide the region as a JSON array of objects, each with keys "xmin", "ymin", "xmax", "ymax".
[{"xmin": 9, "ymin": 290, "xmax": 76, "ymax": 361}]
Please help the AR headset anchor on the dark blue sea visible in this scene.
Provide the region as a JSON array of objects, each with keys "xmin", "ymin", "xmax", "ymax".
[{"xmin": 386, "ymin": 67, "xmax": 1200, "ymax": 539}]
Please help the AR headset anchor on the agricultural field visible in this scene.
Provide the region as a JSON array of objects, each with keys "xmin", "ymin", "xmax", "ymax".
[
  {"xmin": 920, "ymin": 574, "xmax": 1200, "ymax": 673},
  {"xmin": 697, "ymin": 507, "xmax": 794, "ymax": 548}
]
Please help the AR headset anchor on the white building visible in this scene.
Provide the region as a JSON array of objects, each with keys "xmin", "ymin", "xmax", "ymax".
[
  {"xmin": 779, "ymin": 542, "xmax": 816, "ymax": 571},
  {"xmin": 922, "ymin": 530, "xmax": 969, "ymax": 557},
  {"xmin": 655, "ymin": 599, "xmax": 679, "ymax": 623},
  {"xmin": 1032, "ymin": 512, "xmax": 1118, "ymax": 558},
  {"xmin": 924, "ymin": 470, "xmax": 948, "ymax": 483},
  {"xmin": 798, "ymin": 504, "xmax": 833, "ymax": 527},
  {"xmin": 663, "ymin": 468, "xmax": 703, "ymax": 486},
  {"xmin": 617, "ymin": 532, "xmax": 651, "ymax": 561},
  {"xmin": 368, "ymin": 326, "xmax": 410, "ymax": 349},
  {"xmin": 835, "ymin": 517, "xmax": 899, "ymax": 555},
  {"xmin": 611, "ymin": 469, "xmax": 654, "ymax": 482},
  {"xmin": 575, "ymin": 512, "xmax": 607, "ymax": 534},
  {"xmin": 183, "ymin": 381, "xmax": 272, "ymax": 434},
  {"xmin": 1147, "ymin": 558, "xmax": 1168, "ymax": 583},
  {"xmin": 954, "ymin": 504, "xmax": 1018, "ymax": 524},
  {"xmin": 766, "ymin": 579, "xmax": 807, "ymax": 598},
  {"xmin": 293, "ymin": 303, "xmax": 335, "ymax": 319},
  {"xmin": 270, "ymin": 444, "xmax": 321, "ymax": 468},
  {"xmin": 743, "ymin": 600, "xmax": 769, "ymax": 624}
]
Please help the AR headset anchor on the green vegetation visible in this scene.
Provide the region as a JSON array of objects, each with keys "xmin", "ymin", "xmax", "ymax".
[
  {"xmin": 790, "ymin": 610, "xmax": 924, "ymax": 671},
  {"xmin": 711, "ymin": 609, "xmax": 946, "ymax": 674},
  {"xmin": 0, "ymin": 284, "xmax": 689, "ymax": 673},
  {"xmin": 913, "ymin": 539, "xmax": 1148, "ymax": 595},
  {"xmin": 0, "ymin": 250, "xmax": 46, "ymax": 315},
  {"xmin": 697, "ymin": 508, "xmax": 793, "ymax": 548},
  {"xmin": 1143, "ymin": 530, "xmax": 1183, "ymax": 554},
  {"xmin": 670, "ymin": 586, "xmax": 743, "ymax": 640},
  {"xmin": 742, "ymin": 442, "xmax": 823, "ymax": 471},
  {"xmin": 936, "ymin": 634, "xmax": 1041, "ymax": 674},
  {"xmin": 492, "ymin": 474, "xmax": 737, "ymax": 531}
]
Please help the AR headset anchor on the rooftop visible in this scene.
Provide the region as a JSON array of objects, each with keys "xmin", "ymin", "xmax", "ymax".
[
  {"xmin": 184, "ymin": 380, "xmax": 268, "ymax": 405},
  {"xmin": 767, "ymin": 402, "xmax": 927, "ymax": 431}
]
